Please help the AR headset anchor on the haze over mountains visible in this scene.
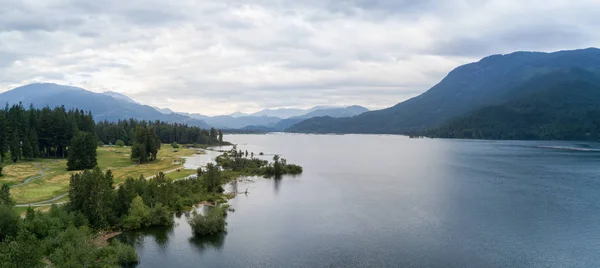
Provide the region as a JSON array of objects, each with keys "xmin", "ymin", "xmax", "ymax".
[
  {"xmin": 289, "ymin": 47, "xmax": 600, "ymax": 140},
  {"xmin": 0, "ymin": 83, "xmax": 369, "ymax": 130}
]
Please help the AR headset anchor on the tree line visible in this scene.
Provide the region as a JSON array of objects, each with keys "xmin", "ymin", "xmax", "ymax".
[{"xmin": 0, "ymin": 103, "xmax": 226, "ymax": 169}]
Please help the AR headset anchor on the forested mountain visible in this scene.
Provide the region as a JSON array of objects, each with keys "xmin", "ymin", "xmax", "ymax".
[
  {"xmin": 0, "ymin": 83, "xmax": 210, "ymax": 128},
  {"xmin": 288, "ymin": 48, "xmax": 600, "ymax": 134},
  {"xmin": 427, "ymin": 69, "xmax": 600, "ymax": 140}
]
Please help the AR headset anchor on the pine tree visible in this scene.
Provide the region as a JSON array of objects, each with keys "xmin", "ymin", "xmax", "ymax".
[
  {"xmin": 0, "ymin": 184, "xmax": 13, "ymax": 206},
  {"xmin": 9, "ymin": 131, "xmax": 20, "ymax": 163},
  {"xmin": 0, "ymin": 111, "xmax": 8, "ymax": 161},
  {"xmin": 21, "ymin": 136, "xmax": 33, "ymax": 161},
  {"xmin": 218, "ymin": 130, "xmax": 223, "ymax": 143},
  {"xmin": 67, "ymin": 131, "xmax": 98, "ymax": 170},
  {"xmin": 29, "ymin": 128, "xmax": 40, "ymax": 158}
]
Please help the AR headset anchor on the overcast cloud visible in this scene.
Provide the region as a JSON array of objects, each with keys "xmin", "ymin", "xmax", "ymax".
[{"xmin": 0, "ymin": 0, "xmax": 598, "ymax": 115}]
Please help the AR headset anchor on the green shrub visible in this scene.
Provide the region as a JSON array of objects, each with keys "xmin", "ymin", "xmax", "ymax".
[
  {"xmin": 115, "ymin": 140, "xmax": 125, "ymax": 147},
  {"xmin": 188, "ymin": 206, "xmax": 227, "ymax": 237},
  {"xmin": 171, "ymin": 142, "xmax": 179, "ymax": 149}
]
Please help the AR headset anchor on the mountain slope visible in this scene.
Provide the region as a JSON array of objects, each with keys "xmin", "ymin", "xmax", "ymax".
[
  {"xmin": 103, "ymin": 91, "xmax": 140, "ymax": 104},
  {"xmin": 427, "ymin": 69, "xmax": 600, "ymax": 140},
  {"xmin": 288, "ymin": 48, "xmax": 600, "ymax": 134},
  {"xmin": 273, "ymin": 105, "xmax": 369, "ymax": 131},
  {"xmin": 0, "ymin": 83, "xmax": 210, "ymax": 128}
]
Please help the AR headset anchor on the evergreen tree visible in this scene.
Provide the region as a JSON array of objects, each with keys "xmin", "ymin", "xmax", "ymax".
[
  {"xmin": 210, "ymin": 128, "xmax": 218, "ymax": 143},
  {"xmin": 29, "ymin": 129, "xmax": 40, "ymax": 158},
  {"xmin": 67, "ymin": 132, "xmax": 97, "ymax": 170},
  {"xmin": 0, "ymin": 184, "xmax": 13, "ymax": 206},
  {"xmin": 68, "ymin": 168, "xmax": 115, "ymax": 228},
  {"xmin": 218, "ymin": 130, "xmax": 223, "ymax": 143},
  {"xmin": 131, "ymin": 125, "xmax": 160, "ymax": 164},
  {"xmin": 0, "ymin": 112, "xmax": 7, "ymax": 161},
  {"xmin": 204, "ymin": 163, "xmax": 221, "ymax": 192},
  {"xmin": 9, "ymin": 132, "xmax": 20, "ymax": 163},
  {"xmin": 21, "ymin": 136, "xmax": 33, "ymax": 161}
]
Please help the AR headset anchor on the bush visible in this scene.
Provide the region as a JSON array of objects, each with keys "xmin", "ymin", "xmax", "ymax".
[
  {"xmin": 115, "ymin": 140, "xmax": 125, "ymax": 147},
  {"xmin": 113, "ymin": 241, "xmax": 139, "ymax": 266},
  {"xmin": 188, "ymin": 206, "xmax": 227, "ymax": 237},
  {"xmin": 171, "ymin": 142, "xmax": 179, "ymax": 149},
  {"xmin": 122, "ymin": 196, "xmax": 150, "ymax": 230},
  {"xmin": 149, "ymin": 203, "xmax": 173, "ymax": 226},
  {"xmin": 0, "ymin": 206, "xmax": 19, "ymax": 241},
  {"xmin": 0, "ymin": 163, "xmax": 4, "ymax": 177}
]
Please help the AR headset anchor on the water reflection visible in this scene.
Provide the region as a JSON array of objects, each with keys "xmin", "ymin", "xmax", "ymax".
[
  {"xmin": 188, "ymin": 233, "xmax": 227, "ymax": 253},
  {"xmin": 118, "ymin": 224, "xmax": 175, "ymax": 251}
]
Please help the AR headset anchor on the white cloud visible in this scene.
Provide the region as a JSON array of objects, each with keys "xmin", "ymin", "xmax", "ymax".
[{"xmin": 0, "ymin": 0, "xmax": 598, "ymax": 115}]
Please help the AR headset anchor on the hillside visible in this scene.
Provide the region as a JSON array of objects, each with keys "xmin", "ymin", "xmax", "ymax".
[
  {"xmin": 0, "ymin": 83, "xmax": 210, "ymax": 128},
  {"xmin": 273, "ymin": 105, "xmax": 368, "ymax": 131},
  {"xmin": 288, "ymin": 48, "xmax": 600, "ymax": 134},
  {"xmin": 426, "ymin": 69, "xmax": 600, "ymax": 141}
]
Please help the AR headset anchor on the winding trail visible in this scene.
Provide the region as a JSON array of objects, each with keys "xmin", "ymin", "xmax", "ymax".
[
  {"xmin": 15, "ymin": 193, "xmax": 68, "ymax": 207},
  {"xmin": 9, "ymin": 164, "xmax": 46, "ymax": 188}
]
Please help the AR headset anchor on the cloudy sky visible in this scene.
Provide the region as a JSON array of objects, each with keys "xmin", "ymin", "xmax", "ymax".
[{"xmin": 0, "ymin": 0, "xmax": 598, "ymax": 115}]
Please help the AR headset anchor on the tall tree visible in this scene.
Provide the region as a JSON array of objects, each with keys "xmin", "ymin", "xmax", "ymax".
[
  {"xmin": 9, "ymin": 132, "xmax": 20, "ymax": 163},
  {"xmin": 131, "ymin": 125, "xmax": 160, "ymax": 164},
  {"xmin": 68, "ymin": 168, "xmax": 115, "ymax": 228},
  {"xmin": 29, "ymin": 128, "xmax": 40, "ymax": 158},
  {"xmin": 21, "ymin": 136, "xmax": 33, "ymax": 161},
  {"xmin": 0, "ymin": 111, "xmax": 8, "ymax": 161},
  {"xmin": 67, "ymin": 132, "xmax": 98, "ymax": 170},
  {"xmin": 204, "ymin": 163, "xmax": 221, "ymax": 192},
  {"xmin": 210, "ymin": 128, "xmax": 218, "ymax": 143},
  {"xmin": 218, "ymin": 130, "xmax": 223, "ymax": 143}
]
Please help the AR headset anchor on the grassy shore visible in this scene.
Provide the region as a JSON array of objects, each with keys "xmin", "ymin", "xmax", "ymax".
[{"xmin": 1, "ymin": 145, "xmax": 198, "ymax": 205}]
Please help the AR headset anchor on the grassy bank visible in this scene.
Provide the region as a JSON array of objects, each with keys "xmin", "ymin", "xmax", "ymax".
[{"xmin": 1, "ymin": 145, "xmax": 198, "ymax": 205}]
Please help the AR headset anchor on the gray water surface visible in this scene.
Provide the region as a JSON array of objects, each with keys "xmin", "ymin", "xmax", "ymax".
[{"xmin": 122, "ymin": 134, "xmax": 600, "ymax": 268}]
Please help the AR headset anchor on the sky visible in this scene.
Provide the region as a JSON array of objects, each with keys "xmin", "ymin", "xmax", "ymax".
[{"xmin": 0, "ymin": 0, "xmax": 599, "ymax": 115}]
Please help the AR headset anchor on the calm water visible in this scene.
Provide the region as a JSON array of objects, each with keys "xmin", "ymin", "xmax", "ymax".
[{"xmin": 121, "ymin": 134, "xmax": 600, "ymax": 268}]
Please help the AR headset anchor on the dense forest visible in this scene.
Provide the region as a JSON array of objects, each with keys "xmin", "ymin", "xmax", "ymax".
[
  {"xmin": 0, "ymin": 103, "xmax": 225, "ymax": 165},
  {"xmin": 426, "ymin": 69, "xmax": 600, "ymax": 141}
]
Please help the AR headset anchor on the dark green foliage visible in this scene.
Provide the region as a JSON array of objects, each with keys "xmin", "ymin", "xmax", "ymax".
[
  {"xmin": 68, "ymin": 168, "xmax": 116, "ymax": 228},
  {"xmin": 218, "ymin": 130, "xmax": 223, "ymax": 142},
  {"xmin": 171, "ymin": 142, "xmax": 179, "ymax": 148},
  {"xmin": 0, "ymin": 206, "xmax": 18, "ymax": 241},
  {"xmin": 0, "ymin": 232, "xmax": 43, "ymax": 268},
  {"xmin": 428, "ymin": 69, "xmax": 600, "ymax": 141},
  {"xmin": 288, "ymin": 48, "xmax": 600, "ymax": 134},
  {"xmin": 115, "ymin": 139, "xmax": 125, "ymax": 147},
  {"xmin": 21, "ymin": 136, "xmax": 33, "ymax": 160},
  {"xmin": 131, "ymin": 125, "xmax": 161, "ymax": 164},
  {"xmin": 210, "ymin": 127, "xmax": 218, "ymax": 143},
  {"xmin": 204, "ymin": 163, "xmax": 222, "ymax": 193},
  {"xmin": 122, "ymin": 196, "xmax": 151, "ymax": 230},
  {"xmin": 215, "ymin": 149, "xmax": 303, "ymax": 177},
  {"xmin": 0, "ymin": 184, "xmax": 13, "ymax": 206},
  {"xmin": 67, "ymin": 131, "xmax": 98, "ymax": 170},
  {"xmin": 0, "ymin": 112, "xmax": 7, "ymax": 161},
  {"xmin": 0, "ymin": 163, "xmax": 3, "ymax": 177},
  {"xmin": 29, "ymin": 129, "xmax": 40, "ymax": 158},
  {"xmin": 149, "ymin": 203, "xmax": 173, "ymax": 226},
  {"xmin": 188, "ymin": 206, "xmax": 228, "ymax": 237},
  {"xmin": 9, "ymin": 132, "xmax": 19, "ymax": 163}
]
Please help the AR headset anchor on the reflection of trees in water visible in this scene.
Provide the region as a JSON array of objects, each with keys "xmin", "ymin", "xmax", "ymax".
[
  {"xmin": 273, "ymin": 175, "xmax": 282, "ymax": 194},
  {"xmin": 117, "ymin": 225, "xmax": 175, "ymax": 251},
  {"xmin": 189, "ymin": 232, "xmax": 227, "ymax": 253}
]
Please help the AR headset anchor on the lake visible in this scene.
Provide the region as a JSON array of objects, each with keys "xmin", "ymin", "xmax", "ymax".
[{"xmin": 121, "ymin": 134, "xmax": 600, "ymax": 268}]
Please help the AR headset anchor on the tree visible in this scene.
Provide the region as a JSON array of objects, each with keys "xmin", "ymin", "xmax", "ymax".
[
  {"xmin": 273, "ymin": 154, "xmax": 282, "ymax": 176},
  {"xmin": 115, "ymin": 139, "xmax": 125, "ymax": 147},
  {"xmin": 0, "ymin": 184, "xmax": 13, "ymax": 206},
  {"xmin": 21, "ymin": 136, "xmax": 33, "ymax": 161},
  {"xmin": 171, "ymin": 142, "xmax": 179, "ymax": 149},
  {"xmin": 0, "ymin": 112, "xmax": 8, "ymax": 161},
  {"xmin": 29, "ymin": 129, "xmax": 40, "ymax": 158},
  {"xmin": 188, "ymin": 206, "xmax": 227, "ymax": 237},
  {"xmin": 204, "ymin": 163, "xmax": 221, "ymax": 192},
  {"xmin": 67, "ymin": 132, "xmax": 98, "ymax": 170},
  {"xmin": 122, "ymin": 196, "xmax": 150, "ymax": 230},
  {"xmin": 68, "ymin": 168, "xmax": 115, "ymax": 228},
  {"xmin": 9, "ymin": 132, "xmax": 19, "ymax": 163},
  {"xmin": 210, "ymin": 128, "xmax": 218, "ymax": 143},
  {"xmin": 0, "ymin": 206, "xmax": 18, "ymax": 241},
  {"xmin": 131, "ymin": 125, "xmax": 160, "ymax": 164},
  {"xmin": 218, "ymin": 130, "xmax": 223, "ymax": 143}
]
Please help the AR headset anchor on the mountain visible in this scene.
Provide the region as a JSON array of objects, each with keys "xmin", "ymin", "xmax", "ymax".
[
  {"xmin": 272, "ymin": 105, "xmax": 369, "ymax": 131},
  {"xmin": 249, "ymin": 108, "xmax": 307, "ymax": 119},
  {"xmin": 155, "ymin": 107, "xmax": 175, "ymax": 114},
  {"xmin": 0, "ymin": 83, "xmax": 210, "ymax": 128},
  {"xmin": 179, "ymin": 112, "xmax": 282, "ymax": 129},
  {"xmin": 229, "ymin": 111, "xmax": 248, "ymax": 118},
  {"xmin": 427, "ymin": 68, "xmax": 600, "ymax": 141},
  {"xmin": 103, "ymin": 91, "xmax": 140, "ymax": 104},
  {"xmin": 288, "ymin": 48, "xmax": 600, "ymax": 134}
]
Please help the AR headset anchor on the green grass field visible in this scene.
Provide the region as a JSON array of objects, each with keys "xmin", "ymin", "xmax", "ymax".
[{"xmin": 1, "ymin": 145, "xmax": 199, "ymax": 205}]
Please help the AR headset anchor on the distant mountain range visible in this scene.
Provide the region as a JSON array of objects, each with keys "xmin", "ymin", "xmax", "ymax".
[
  {"xmin": 0, "ymin": 83, "xmax": 369, "ymax": 130},
  {"xmin": 288, "ymin": 47, "xmax": 600, "ymax": 138}
]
